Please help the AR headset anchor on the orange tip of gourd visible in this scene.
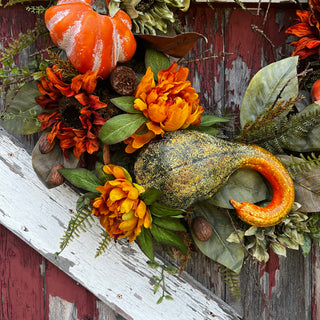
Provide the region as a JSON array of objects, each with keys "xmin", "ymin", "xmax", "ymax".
[{"xmin": 311, "ymin": 79, "xmax": 320, "ymax": 103}]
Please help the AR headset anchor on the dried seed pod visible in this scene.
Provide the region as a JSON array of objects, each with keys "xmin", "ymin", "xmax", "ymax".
[
  {"xmin": 49, "ymin": 164, "xmax": 65, "ymax": 186},
  {"xmin": 110, "ymin": 66, "xmax": 137, "ymax": 96},
  {"xmin": 39, "ymin": 132, "xmax": 56, "ymax": 154},
  {"xmin": 192, "ymin": 216, "xmax": 212, "ymax": 242}
]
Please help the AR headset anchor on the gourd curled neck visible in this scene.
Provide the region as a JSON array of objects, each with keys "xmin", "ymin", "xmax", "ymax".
[{"xmin": 229, "ymin": 145, "xmax": 295, "ymax": 227}]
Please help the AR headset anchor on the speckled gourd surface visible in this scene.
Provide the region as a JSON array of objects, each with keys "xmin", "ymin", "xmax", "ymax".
[{"xmin": 134, "ymin": 130, "xmax": 295, "ymax": 227}]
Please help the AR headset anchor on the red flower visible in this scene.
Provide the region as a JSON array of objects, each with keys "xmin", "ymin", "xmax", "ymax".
[
  {"xmin": 286, "ymin": 1, "xmax": 320, "ymax": 60},
  {"xmin": 36, "ymin": 66, "xmax": 107, "ymax": 160}
]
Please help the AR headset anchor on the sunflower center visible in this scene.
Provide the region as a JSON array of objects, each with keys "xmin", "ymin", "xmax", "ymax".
[
  {"xmin": 59, "ymin": 96, "xmax": 83, "ymax": 129},
  {"xmin": 135, "ymin": 0, "xmax": 155, "ymax": 12}
]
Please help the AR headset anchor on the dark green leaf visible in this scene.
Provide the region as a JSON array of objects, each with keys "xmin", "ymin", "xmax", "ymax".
[
  {"xmin": 137, "ymin": 226, "xmax": 154, "ymax": 260},
  {"xmin": 95, "ymin": 162, "xmax": 114, "ymax": 185},
  {"xmin": 141, "ymin": 188, "xmax": 163, "ymax": 205},
  {"xmin": 193, "ymin": 203, "xmax": 244, "ymax": 273},
  {"xmin": 153, "ymin": 216, "xmax": 186, "ymax": 232},
  {"xmin": 110, "ymin": 96, "xmax": 139, "ymax": 113},
  {"xmin": 59, "ymin": 168, "xmax": 101, "ymax": 193},
  {"xmin": 150, "ymin": 224, "xmax": 187, "ymax": 255},
  {"xmin": 98, "ymin": 113, "xmax": 147, "ymax": 145},
  {"xmin": 76, "ymin": 192, "xmax": 99, "ymax": 211},
  {"xmin": 145, "ymin": 48, "xmax": 171, "ymax": 82},
  {"xmin": 200, "ymin": 115, "xmax": 229, "ymax": 126},
  {"xmin": 240, "ymin": 56, "xmax": 299, "ymax": 128},
  {"xmin": 188, "ymin": 125, "xmax": 219, "ymax": 136},
  {"xmin": 1, "ymin": 81, "xmax": 42, "ymax": 134},
  {"xmin": 150, "ymin": 202, "xmax": 185, "ymax": 217}
]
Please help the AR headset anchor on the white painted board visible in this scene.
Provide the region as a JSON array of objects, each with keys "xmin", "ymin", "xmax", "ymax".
[{"xmin": 0, "ymin": 128, "xmax": 240, "ymax": 320}]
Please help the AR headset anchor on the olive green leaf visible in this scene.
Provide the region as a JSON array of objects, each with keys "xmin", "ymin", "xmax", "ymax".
[
  {"xmin": 145, "ymin": 48, "xmax": 171, "ymax": 82},
  {"xmin": 32, "ymin": 135, "xmax": 79, "ymax": 189},
  {"xmin": 240, "ymin": 56, "xmax": 299, "ymax": 128},
  {"xmin": 150, "ymin": 224, "xmax": 187, "ymax": 254},
  {"xmin": 110, "ymin": 96, "xmax": 140, "ymax": 114},
  {"xmin": 209, "ymin": 168, "xmax": 270, "ymax": 209},
  {"xmin": 188, "ymin": 126, "xmax": 219, "ymax": 136},
  {"xmin": 76, "ymin": 192, "xmax": 99, "ymax": 211},
  {"xmin": 152, "ymin": 216, "xmax": 186, "ymax": 232},
  {"xmin": 137, "ymin": 226, "xmax": 154, "ymax": 260},
  {"xmin": 95, "ymin": 162, "xmax": 114, "ymax": 185},
  {"xmin": 149, "ymin": 202, "xmax": 185, "ymax": 217},
  {"xmin": 59, "ymin": 168, "xmax": 102, "ymax": 193},
  {"xmin": 99, "ymin": 113, "xmax": 147, "ymax": 145},
  {"xmin": 200, "ymin": 115, "xmax": 229, "ymax": 126},
  {"xmin": 192, "ymin": 202, "xmax": 244, "ymax": 274},
  {"xmin": 1, "ymin": 81, "xmax": 42, "ymax": 134}
]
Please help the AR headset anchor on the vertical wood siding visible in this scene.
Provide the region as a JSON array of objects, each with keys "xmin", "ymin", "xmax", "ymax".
[{"xmin": 0, "ymin": 2, "xmax": 317, "ymax": 320}]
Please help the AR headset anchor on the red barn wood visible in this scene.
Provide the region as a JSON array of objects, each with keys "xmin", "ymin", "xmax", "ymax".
[{"xmin": 0, "ymin": 1, "xmax": 317, "ymax": 319}]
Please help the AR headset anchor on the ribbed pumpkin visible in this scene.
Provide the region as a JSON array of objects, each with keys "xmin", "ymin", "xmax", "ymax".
[
  {"xmin": 45, "ymin": 0, "xmax": 137, "ymax": 79},
  {"xmin": 134, "ymin": 130, "xmax": 295, "ymax": 227}
]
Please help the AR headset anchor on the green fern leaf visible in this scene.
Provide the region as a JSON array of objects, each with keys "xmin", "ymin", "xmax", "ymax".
[{"xmin": 95, "ymin": 231, "xmax": 111, "ymax": 258}]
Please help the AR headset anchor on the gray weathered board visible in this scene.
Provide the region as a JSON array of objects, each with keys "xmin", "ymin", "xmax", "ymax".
[{"xmin": 0, "ymin": 128, "xmax": 240, "ymax": 320}]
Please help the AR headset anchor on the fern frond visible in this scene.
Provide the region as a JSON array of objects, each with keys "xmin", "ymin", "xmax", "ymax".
[
  {"xmin": 56, "ymin": 204, "xmax": 95, "ymax": 256},
  {"xmin": 219, "ymin": 266, "xmax": 241, "ymax": 300},
  {"xmin": 282, "ymin": 153, "xmax": 320, "ymax": 177},
  {"xmin": 95, "ymin": 231, "xmax": 111, "ymax": 258},
  {"xmin": 26, "ymin": 5, "xmax": 47, "ymax": 14}
]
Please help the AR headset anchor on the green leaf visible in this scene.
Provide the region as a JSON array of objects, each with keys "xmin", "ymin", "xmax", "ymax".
[
  {"xmin": 110, "ymin": 96, "xmax": 140, "ymax": 114},
  {"xmin": 147, "ymin": 260, "xmax": 161, "ymax": 269},
  {"xmin": 153, "ymin": 216, "xmax": 186, "ymax": 232},
  {"xmin": 95, "ymin": 162, "xmax": 114, "ymax": 185},
  {"xmin": 269, "ymin": 242, "xmax": 287, "ymax": 257},
  {"xmin": 301, "ymin": 235, "xmax": 312, "ymax": 257},
  {"xmin": 1, "ymin": 81, "xmax": 42, "ymax": 134},
  {"xmin": 76, "ymin": 192, "xmax": 99, "ymax": 211},
  {"xmin": 149, "ymin": 202, "xmax": 185, "ymax": 217},
  {"xmin": 141, "ymin": 188, "xmax": 163, "ymax": 205},
  {"xmin": 137, "ymin": 226, "xmax": 154, "ymax": 260},
  {"xmin": 157, "ymin": 296, "xmax": 164, "ymax": 304},
  {"xmin": 192, "ymin": 203, "xmax": 244, "ymax": 273},
  {"xmin": 209, "ymin": 168, "xmax": 270, "ymax": 209},
  {"xmin": 165, "ymin": 265, "xmax": 178, "ymax": 275},
  {"xmin": 59, "ymin": 168, "xmax": 102, "ymax": 193},
  {"xmin": 150, "ymin": 224, "xmax": 187, "ymax": 255},
  {"xmin": 99, "ymin": 113, "xmax": 147, "ymax": 145},
  {"xmin": 145, "ymin": 48, "xmax": 171, "ymax": 82},
  {"xmin": 188, "ymin": 125, "xmax": 219, "ymax": 136},
  {"xmin": 240, "ymin": 56, "xmax": 299, "ymax": 128},
  {"xmin": 200, "ymin": 115, "xmax": 229, "ymax": 126}
]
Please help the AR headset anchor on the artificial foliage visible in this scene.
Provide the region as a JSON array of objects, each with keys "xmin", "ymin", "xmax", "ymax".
[{"xmin": 2, "ymin": 0, "xmax": 320, "ymax": 306}]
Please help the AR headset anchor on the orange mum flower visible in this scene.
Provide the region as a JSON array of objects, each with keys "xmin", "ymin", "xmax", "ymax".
[
  {"xmin": 286, "ymin": 1, "xmax": 320, "ymax": 60},
  {"xmin": 92, "ymin": 164, "xmax": 152, "ymax": 242},
  {"xmin": 36, "ymin": 65, "xmax": 107, "ymax": 160},
  {"xmin": 124, "ymin": 62, "xmax": 204, "ymax": 153}
]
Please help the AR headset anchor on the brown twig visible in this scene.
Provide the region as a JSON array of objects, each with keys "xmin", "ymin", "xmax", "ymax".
[{"xmin": 251, "ymin": 24, "xmax": 276, "ymax": 61}]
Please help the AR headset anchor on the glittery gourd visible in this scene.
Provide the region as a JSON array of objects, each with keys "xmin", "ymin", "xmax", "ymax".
[{"xmin": 134, "ymin": 130, "xmax": 295, "ymax": 227}]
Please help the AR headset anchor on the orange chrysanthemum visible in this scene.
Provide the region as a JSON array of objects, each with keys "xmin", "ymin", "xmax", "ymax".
[
  {"xmin": 286, "ymin": 1, "xmax": 320, "ymax": 60},
  {"xmin": 124, "ymin": 62, "xmax": 204, "ymax": 153},
  {"xmin": 36, "ymin": 65, "xmax": 107, "ymax": 160},
  {"xmin": 92, "ymin": 164, "xmax": 152, "ymax": 242}
]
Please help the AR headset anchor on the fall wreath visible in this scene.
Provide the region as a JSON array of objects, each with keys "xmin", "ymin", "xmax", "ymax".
[{"xmin": 1, "ymin": 0, "xmax": 320, "ymax": 302}]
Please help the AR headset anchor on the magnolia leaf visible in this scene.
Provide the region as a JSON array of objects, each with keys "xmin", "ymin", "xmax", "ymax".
[
  {"xmin": 32, "ymin": 135, "xmax": 80, "ymax": 188},
  {"xmin": 59, "ymin": 168, "xmax": 102, "ymax": 193},
  {"xmin": 1, "ymin": 81, "xmax": 42, "ymax": 134},
  {"xmin": 152, "ymin": 216, "xmax": 186, "ymax": 232},
  {"xmin": 149, "ymin": 202, "xmax": 185, "ymax": 217},
  {"xmin": 278, "ymin": 155, "xmax": 320, "ymax": 212},
  {"xmin": 110, "ymin": 96, "xmax": 139, "ymax": 113},
  {"xmin": 99, "ymin": 113, "xmax": 147, "ymax": 145},
  {"xmin": 145, "ymin": 48, "xmax": 171, "ymax": 82},
  {"xmin": 141, "ymin": 188, "xmax": 163, "ymax": 205},
  {"xmin": 137, "ymin": 227, "xmax": 154, "ymax": 260},
  {"xmin": 269, "ymin": 242, "xmax": 287, "ymax": 257},
  {"xmin": 150, "ymin": 224, "xmax": 187, "ymax": 254},
  {"xmin": 209, "ymin": 168, "xmax": 270, "ymax": 209},
  {"xmin": 282, "ymin": 103, "xmax": 320, "ymax": 152},
  {"xmin": 240, "ymin": 56, "xmax": 299, "ymax": 128},
  {"xmin": 138, "ymin": 32, "xmax": 207, "ymax": 58},
  {"xmin": 192, "ymin": 203, "xmax": 244, "ymax": 273}
]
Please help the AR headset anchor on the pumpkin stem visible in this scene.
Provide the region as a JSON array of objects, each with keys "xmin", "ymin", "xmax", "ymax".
[{"xmin": 229, "ymin": 145, "xmax": 295, "ymax": 227}]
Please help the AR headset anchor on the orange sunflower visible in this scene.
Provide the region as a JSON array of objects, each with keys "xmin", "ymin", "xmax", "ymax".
[
  {"xmin": 92, "ymin": 164, "xmax": 152, "ymax": 242},
  {"xmin": 286, "ymin": 0, "xmax": 320, "ymax": 60},
  {"xmin": 124, "ymin": 62, "xmax": 204, "ymax": 153},
  {"xmin": 36, "ymin": 65, "xmax": 107, "ymax": 160}
]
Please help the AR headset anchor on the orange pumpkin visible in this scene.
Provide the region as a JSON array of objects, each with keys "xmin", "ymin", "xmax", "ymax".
[{"xmin": 45, "ymin": 0, "xmax": 137, "ymax": 79}]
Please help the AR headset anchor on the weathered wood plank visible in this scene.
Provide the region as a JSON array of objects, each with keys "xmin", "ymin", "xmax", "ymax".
[{"xmin": 0, "ymin": 127, "xmax": 240, "ymax": 320}]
